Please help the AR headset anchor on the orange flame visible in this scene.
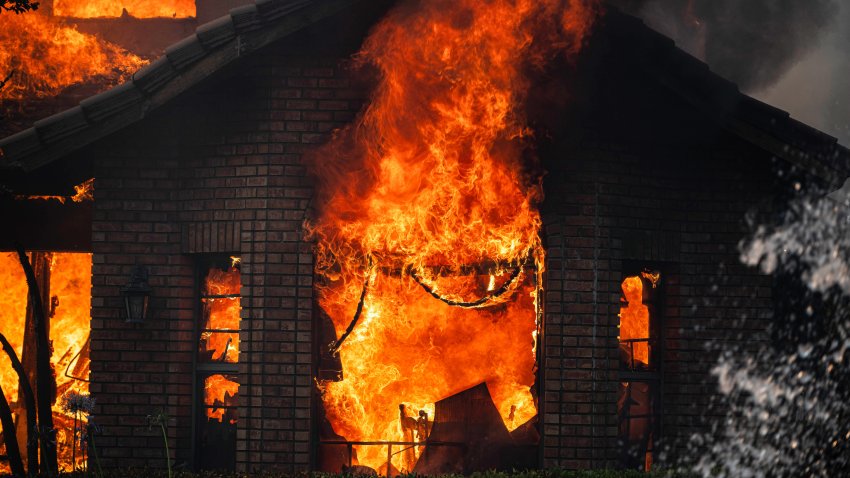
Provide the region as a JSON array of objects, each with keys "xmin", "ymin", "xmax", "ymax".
[
  {"xmin": 16, "ymin": 178, "xmax": 95, "ymax": 204},
  {"xmin": 619, "ymin": 276, "xmax": 649, "ymax": 366},
  {"xmin": 201, "ymin": 265, "xmax": 240, "ymax": 419},
  {"xmin": 204, "ymin": 374, "xmax": 239, "ymax": 423},
  {"xmin": 0, "ymin": 252, "xmax": 91, "ymax": 472},
  {"xmin": 54, "ymin": 0, "xmax": 196, "ymax": 19},
  {"xmin": 307, "ymin": 0, "xmax": 597, "ymax": 472},
  {"xmin": 0, "ymin": 253, "xmax": 28, "ymax": 406},
  {"xmin": 0, "ymin": 13, "xmax": 147, "ymax": 101}
]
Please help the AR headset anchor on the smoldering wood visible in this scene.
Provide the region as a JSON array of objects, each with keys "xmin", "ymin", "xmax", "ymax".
[
  {"xmin": 15, "ymin": 248, "xmax": 59, "ymax": 476},
  {"xmin": 0, "ymin": 331, "xmax": 38, "ymax": 476}
]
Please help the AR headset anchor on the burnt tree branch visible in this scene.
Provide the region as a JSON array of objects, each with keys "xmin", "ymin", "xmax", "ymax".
[
  {"xmin": 14, "ymin": 247, "xmax": 58, "ymax": 477},
  {"xmin": 0, "ymin": 331, "xmax": 38, "ymax": 476},
  {"xmin": 328, "ymin": 257, "xmax": 373, "ymax": 357},
  {"xmin": 0, "ymin": 71, "xmax": 13, "ymax": 91},
  {"xmin": 0, "ymin": 382, "xmax": 24, "ymax": 477},
  {"xmin": 409, "ymin": 253, "xmax": 530, "ymax": 308}
]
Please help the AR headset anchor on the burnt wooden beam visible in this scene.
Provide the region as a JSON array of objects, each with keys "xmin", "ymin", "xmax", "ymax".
[{"xmin": 15, "ymin": 248, "xmax": 58, "ymax": 477}]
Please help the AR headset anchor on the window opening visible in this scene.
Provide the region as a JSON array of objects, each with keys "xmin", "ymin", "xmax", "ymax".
[{"xmin": 617, "ymin": 269, "xmax": 662, "ymax": 471}]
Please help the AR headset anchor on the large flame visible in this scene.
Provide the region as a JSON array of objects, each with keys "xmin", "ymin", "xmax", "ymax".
[
  {"xmin": 0, "ymin": 254, "xmax": 28, "ymax": 407},
  {"xmin": 307, "ymin": 0, "xmax": 596, "ymax": 472},
  {"xmin": 0, "ymin": 13, "xmax": 146, "ymax": 101},
  {"xmin": 0, "ymin": 252, "xmax": 92, "ymax": 472},
  {"xmin": 54, "ymin": 0, "xmax": 196, "ymax": 19}
]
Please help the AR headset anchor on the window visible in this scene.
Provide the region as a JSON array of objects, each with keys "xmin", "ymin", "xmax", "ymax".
[
  {"xmin": 617, "ymin": 269, "xmax": 662, "ymax": 470},
  {"xmin": 194, "ymin": 256, "xmax": 241, "ymax": 471}
]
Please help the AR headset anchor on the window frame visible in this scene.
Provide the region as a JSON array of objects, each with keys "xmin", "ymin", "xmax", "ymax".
[
  {"xmin": 191, "ymin": 255, "xmax": 241, "ymax": 471},
  {"xmin": 617, "ymin": 261, "xmax": 666, "ymax": 470}
]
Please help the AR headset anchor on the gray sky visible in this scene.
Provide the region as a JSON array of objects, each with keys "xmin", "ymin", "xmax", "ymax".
[
  {"xmin": 631, "ymin": 0, "xmax": 850, "ymax": 146},
  {"xmin": 754, "ymin": 1, "xmax": 850, "ymax": 146}
]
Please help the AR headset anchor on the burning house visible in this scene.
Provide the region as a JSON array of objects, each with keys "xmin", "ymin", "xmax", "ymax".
[{"xmin": 1, "ymin": 0, "xmax": 849, "ymax": 474}]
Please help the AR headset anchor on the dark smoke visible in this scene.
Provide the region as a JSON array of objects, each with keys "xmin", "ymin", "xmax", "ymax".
[{"xmin": 619, "ymin": 0, "xmax": 839, "ymax": 91}]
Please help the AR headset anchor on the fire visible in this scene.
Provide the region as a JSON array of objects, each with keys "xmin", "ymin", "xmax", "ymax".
[
  {"xmin": 0, "ymin": 13, "xmax": 146, "ymax": 101},
  {"xmin": 307, "ymin": 0, "xmax": 596, "ymax": 472},
  {"xmin": 16, "ymin": 178, "xmax": 95, "ymax": 204},
  {"xmin": 200, "ymin": 265, "xmax": 240, "ymax": 365},
  {"xmin": 0, "ymin": 252, "xmax": 92, "ymax": 472},
  {"xmin": 201, "ymin": 263, "xmax": 240, "ymax": 420},
  {"xmin": 619, "ymin": 276, "xmax": 649, "ymax": 366},
  {"xmin": 54, "ymin": 0, "xmax": 196, "ymax": 19},
  {"xmin": 204, "ymin": 375, "xmax": 238, "ymax": 423},
  {"xmin": 0, "ymin": 254, "xmax": 28, "ymax": 407}
]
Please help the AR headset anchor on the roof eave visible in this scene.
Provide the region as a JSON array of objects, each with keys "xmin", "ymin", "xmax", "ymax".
[{"xmin": 0, "ymin": 0, "xmax": 361, "ymax": 173}]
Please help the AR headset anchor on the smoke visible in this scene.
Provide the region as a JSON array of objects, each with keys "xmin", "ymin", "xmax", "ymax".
[
  {"xmin": 619, "ymin": 0, "xmax": 850, "ymax": 145},
  {"xmin": 620, "ymin": 0, "xmax": 839, "ymax": 91}
]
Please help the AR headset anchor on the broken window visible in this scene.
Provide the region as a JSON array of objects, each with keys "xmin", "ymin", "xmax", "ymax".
[
  {"xmin": 194, "ymin": 256, "xmax": 240, "ymax": 471},
  {"xmin": 617, "ymin": 269, "xmax": 661, "ymax": 471}
]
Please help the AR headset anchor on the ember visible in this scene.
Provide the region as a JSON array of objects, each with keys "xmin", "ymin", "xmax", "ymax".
[{"xmin": 308, "ymin": 0, "xmax": 597, "ymax": 472}]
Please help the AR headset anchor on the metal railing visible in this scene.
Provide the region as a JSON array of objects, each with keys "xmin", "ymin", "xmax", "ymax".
[{"xmin": 319, "ymin": 440, "xmax": 466, "ymax": 476}]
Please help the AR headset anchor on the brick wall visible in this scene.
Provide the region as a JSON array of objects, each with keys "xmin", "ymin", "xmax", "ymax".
[
  {"xmin": 78, "ymin": 10, "xmax": 783, "ymax": 475},
  {"xmin": 536, "ymin": 58, "xmax": 776, "ymax": 468},
  {"xmin": 87, "ymin": 31, "xmax": 368, "ymax": 471}
]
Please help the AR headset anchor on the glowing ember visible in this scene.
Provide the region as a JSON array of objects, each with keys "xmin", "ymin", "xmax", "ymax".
[
  {"xmin": 0, "ymin": 252, "xmax": 91, "ymax": 473},
  {"xmin": 54, "ymin": 0, "xmax": 196, "ymax": 19},
  {"xmin": 619, "ymin": 276, "xmax": 650, "ymax": 366},
  {"xmin": 16, "ymin": 178, "xmax": 95, "ymax": 204},
  {"xmin": 0, "ymin": 14, "xmax": 146, "ymax": 101},
  {"xmin": 307, "ymin": 0, "xmax": 597, "ymax": 472}
]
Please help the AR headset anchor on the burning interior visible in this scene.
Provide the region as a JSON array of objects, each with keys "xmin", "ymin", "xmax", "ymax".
[
  {"xmin": 307, "ymin": 0, "xmax": 593, "ymax": 473},
  {"xmin": 196, "ymin": 257, "xmax": 241, "ymax": 471},
  {"xmin": 0, "ymin": 252, "xmax": 92, "ymax": 473},
  {"xmin": 1, "ymin": 0, "xmax": 848, "ymax": 474}
]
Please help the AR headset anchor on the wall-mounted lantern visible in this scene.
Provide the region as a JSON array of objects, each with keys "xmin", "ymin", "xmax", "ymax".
[{"xmin": 121, "ymin": 265, "xmax": 151, "ymax": 324}]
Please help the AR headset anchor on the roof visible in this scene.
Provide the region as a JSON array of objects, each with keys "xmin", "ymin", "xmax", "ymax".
[
  {"xmin": 0, "ymin": 0, "xmax": 363, "ymax": 172},
  {"xmin": 601, "ymin": 10, "xmax": 850, "ymax": 185},
  {"xmin": 1, "ymin": 1, "xmax": 848, "ymax": 186}
]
